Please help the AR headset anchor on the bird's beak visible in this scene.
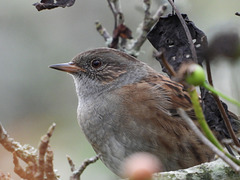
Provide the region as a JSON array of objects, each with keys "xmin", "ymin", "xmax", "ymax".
[{"xmin": 49, "ymin": 62, "xmax": 85, "ymax": 73}]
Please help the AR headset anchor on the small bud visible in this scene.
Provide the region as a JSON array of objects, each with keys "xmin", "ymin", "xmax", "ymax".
[{"xmin": 185, "ymin": 64, "xmax": 206, "ymax": 86}]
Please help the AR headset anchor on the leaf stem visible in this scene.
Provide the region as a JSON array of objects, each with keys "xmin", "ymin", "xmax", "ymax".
[
  {"xmin": 188, "ymin": 87, "xmax": 240, "ymax": 166},
  {"xmin": 188, "ymin": 87, "xmax": 223, "ymax": 150},
  {"xmin": 202, "ymin": 82, "xmax": 240, "ymax": 107}
]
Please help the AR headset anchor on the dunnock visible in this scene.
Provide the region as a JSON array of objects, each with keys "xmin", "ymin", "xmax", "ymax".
[{"xmin": 50, "ymin": 48, "xmax": 214, "ymax": 176}]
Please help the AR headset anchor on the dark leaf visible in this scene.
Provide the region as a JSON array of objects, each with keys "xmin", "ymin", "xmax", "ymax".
[
  {"xmin": 147, "ymin": 14, "xmax": 207, "ymax": 75},
  {"xmin": 33, "ymin": 0, "xmax": 75, "ymax": 11},
  {"xmin": 200, "ymin": 88, "xmax": 240, "ymax": 139},
  {"xmin": 110, "ymin": 24, "xmax": 132, "ymax": 49},
  {"xmin": 147, "ymin": 13, "xmax": 240, "ymax": 141}
]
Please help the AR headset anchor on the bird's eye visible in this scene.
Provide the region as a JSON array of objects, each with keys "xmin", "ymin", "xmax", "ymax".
[{"xmin": 91, "ymin": 59, "xmax": 102, "ymax": 69}]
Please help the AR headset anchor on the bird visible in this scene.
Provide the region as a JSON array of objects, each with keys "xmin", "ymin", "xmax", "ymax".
[{"xmin": 49, "ymin": 47, "xmax": 215, "ymax": 177}]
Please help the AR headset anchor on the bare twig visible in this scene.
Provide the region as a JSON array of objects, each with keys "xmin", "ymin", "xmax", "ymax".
[
  {"xmin": 67, "ymin": 155, "xmax": 76, "ymax": 172},
  {"xmin": 143, "ymin": 0, "xmax": 151, "ymax": 18},
  {"xmin": 221, "ymin": 139, "xmax": 235, "ymax": 155},
  {"xmin": 107, "ymin": 0, "xmax": 122, "ymax": 28},
  {"xmin": 0, "ymin": 122, "xmax": 37, "ymax": 164},
  {"xmin": 95, "ymin": 21, "xmax": 112, "ymax": 43},
  {"xmin": 107, "ymin": 0, "xmax": 117, "ymax": 28},
  {"xmin": 77, "ymin": 154, "xmax": 100, "ymax": 176},
  {"xmin": 214, "ymin": 95, "xmax": 240, "ymax": 147},
  {"xmin": 233, "ymin": 145, "xmax": 240, "ymax": 154},
  {"xmin": 97, "ymin": 1, "xmax": 167, "ymax": 56},
  {"xmin": 130, "ymin": 3, "xmax": 167, "ymax": 55},
  {"xmin": 36, "ymin": 138, "xmax": 48, "ymax": 178},
  {"xmin": 69, "ymin": 154, "xmax": 101, "ymax": 180},
  {"xmin": 13, "ymin": 152, "xmax": 27, "ymax": 179},
  {"xmin": 205, "ymin": 61, "xmax": 240, "ymax": 148},
  {"xmin": 35, "ymin": 123, "xmax": 56, "ymax": 179},
  {"xmin": 45, "ymin": 146, "xmax": 56, "ymax": 179},
  {"xmin": 177, "ymin": 108, "xmax": 240, "ymax": 172},
  {"xmin": 155, "ymin": 51, "xmax": 176, "ymax": 77},
  {"xmin": 167, "ymin": 0, "xmax": 198, "ymax": 63},
  {"xmin": 0, "ymin": 121, "xmax": 15, "ymax": 152},
  {"xmin": 0, "ymin": 122, "xmax": 58, "ymax": 180},
  {"xmin": 105, "ymin": 0, "xmax": 133, "ymax": 49},
  {"xmin": 152, "ymin": 3, "xmax": 167, "ymax": 21},
  {"xmin": 0, "ymin": 172, "xmax": 12, "ymax": 180}
]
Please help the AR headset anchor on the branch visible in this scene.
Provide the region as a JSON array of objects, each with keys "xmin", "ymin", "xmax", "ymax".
[
  {"xmin": 0, "ymin": 171, "xmax": 12, "ymax": 180},
  {"xmin": 95, "ymin": 21, "xmax": 112, "ymax": 45},
  {"xmin": 96, "ymin": 1, "xmax": 167, "ymax": 56},
  {"xmin": 177, "ymin": 108, "xmax": 240, "ymax": 172},
  {"xmin": 45, "ymin": 146, "xmax": 55, "ymax": 179},
  {"xmin": 0, "ymin": 122, "xmax": 59, "ymax": 180},
  {"xmin": 68, "ymin": 154, "xmax": 101, "ymax": 180},
  {"xmin": 35, "ymin": 123, "xmax": 56, "ymax": 179},
  {"xmin": 129, "ymin": 3, "xmax": 167, "ymax": 56},
  {"xmin": 154, "ymin": 51, "xmax": 176, "ymax": 77},
  {"xmin": 107, "ymin": 0, "xmax": 122, "ymax": 28},
  {"xmin": 0, "ymin": 122, "xmax": 37, "ymax": 164},
  {"xmin": 13, "ymin": 152, "xmax": 27, "ymax": 179},
  {"xmin": 154, "ymin": 157, "xmax": 240, "ymax": 180}
]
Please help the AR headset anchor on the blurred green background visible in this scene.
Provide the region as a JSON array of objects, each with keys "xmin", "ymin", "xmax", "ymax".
[{"xmin": 0, "ymin": 0, "xmax": 240, "ymax": 179}]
